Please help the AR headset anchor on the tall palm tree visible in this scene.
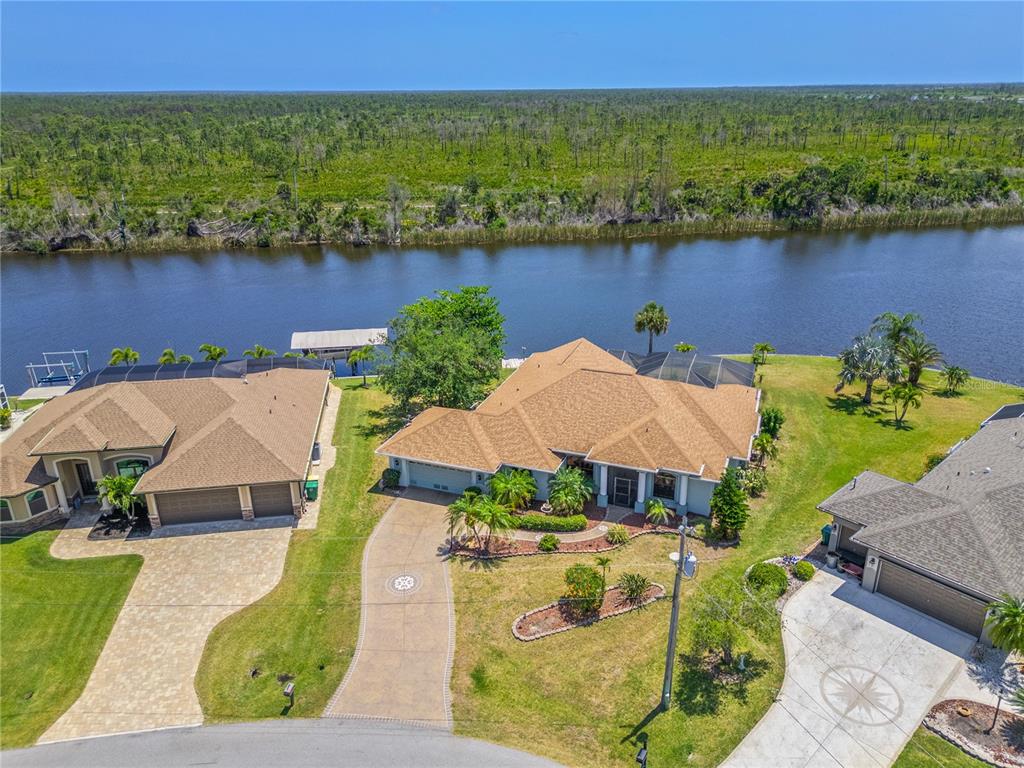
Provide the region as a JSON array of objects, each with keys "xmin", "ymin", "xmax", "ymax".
[
  {"xmin": 488, "ymin": 468, "xmax": 537, "ymax": 511},
  {"xmin": 347, "ymin": 345, "xmax": 377, "ymax": 386},
  {"xmin": 882, "ymin": 382, "xmax": 923, "ymax": 427},
  {"xmin": 634, "ymin": 301, "xmax": 670, "ymax": 355},
  {"xmin": 157, "ymin": 348, "xmax": 193, "ymax": 365},
  {"xmin": 835, "ymin": 334, "xmax": 902, "ymax": 404},
  {"xmin": 108, "ymin": 346, "xmax": 139, "ymax": 366},
  {"xmin": 752, "ymin": 342, "xmax": 776, "ymax": 366},
  {"xmin": 940, "ymin": 365, "xmax": 971, "ymax": 395},
  {"xmin": 899, "ymin": 336, "xmax": 942, "ymax": 386},
  {"xmin": 243, "ymin": 344, "xmax": 277, "ymax": 359},
  {"xmin": 985, "ymin": 593, "xmax": 1024, "ymax": 654},
  {"xmin": 199, "ymin": 343, "xmax": 228, "ymax": 362},
  {"xmin": 871, "ymin": 311, "xmax": 922, "ymax": 348},
  {"xmin": 472, "ymin": 496, "xmax": 514, "ymax": 553}
]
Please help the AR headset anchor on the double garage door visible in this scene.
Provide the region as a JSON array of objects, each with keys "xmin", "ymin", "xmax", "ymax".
[
  {"xmin": 407, "ymin": 462, "xmax": 473, "ymax": 494},
  {"xmin": 154, "ymin": 483, "xmax": 293, "ymax": 525},
  {"xmin": 876, "ymin": 559, "xmax": 988, "ymax": 637}
]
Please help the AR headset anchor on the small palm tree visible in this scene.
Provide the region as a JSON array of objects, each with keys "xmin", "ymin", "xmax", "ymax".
[
  {"xmin": 446, "ymin": 492, "xmax": 476, "ymax": 551},
  {"xmin": 836, "ymin": 334, "xmax": 902, "ymax": 404},
  {"xmin": 472, "ymin": 495, "xmax": 514, "ymax": 553},
  {"xmin": 108, "ymin": 346, "xmax": 139, "ymax": 366},
  {"xmin": 157, "ymin": 348, "xmax": 193, "ymax": 365},
  {"xmin": 97, "ymin": 474, "xmax": 142, "ymax": 520},
  {"xmin": 985, "ymin": 593, "xmax": 1024, "ymax": 654},
  {"xmin": 940, "ymin": 365, "xmax": 971, "ymax": 395},
  {"xmin": 644, "ymin": 497, "xmax": 671, "ymax": 526},
  {"xmin": 347, "ymin": 345, "xmax": 377, "ymax": 386},
  {"xmin": 899, "ymin": 336, "xmax": 942, "ymax": 386},
  {"xmin": 199, "ymin": 343, "xmax": 228, "ymax": 362},
  {"xmin": 488, "ymin": 468, "xmax": 537, "ymax": 511},
  {"xmin": 634, "ymin": 301, "xmax": 670, "ymax": 355},
  {"xmin": 595, "ymin": 555, "xmax": 612, "ymax": 591},
  {"xmin": 752, "ymin": 432, "xmax": 778, "ymax": 467},
  {"xmin": 882, "ymin": 382, "xmax": 923, "ymax": 427},
  {"xmin": 871, "ymin": 311, "xmax": 922, "ymax": 348},
  {"xmin": 243, "ymin": 344, "xmax": 277, "ymax": 359},
  {"xmin": 673, "ymin": 342, "xmax": 696, "ymax": 353},
  {"xmin": 547, "ymin": 466, "xmax": 594, "ymax": 515},
  {"xmin": 752, "ymin": 342, "xmax": 776, "ymax": 366}
]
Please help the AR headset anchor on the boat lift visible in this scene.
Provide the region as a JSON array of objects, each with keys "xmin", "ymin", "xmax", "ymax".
[{"xmin": 25, "ymin": 350, "xmax": 91, "ymax": 388}]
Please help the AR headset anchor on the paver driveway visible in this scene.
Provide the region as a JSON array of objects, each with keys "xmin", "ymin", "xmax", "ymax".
[
  {"xmin": 40, "ymin": 511, "xmax": 292, "ymax": 743},
  {"xmin": 722, "ymin": 569, "xmax": 976, "ymax": 768},
  {"xmin": 323, "ymin": 488, "xmax": 454, "ymax": 728}
]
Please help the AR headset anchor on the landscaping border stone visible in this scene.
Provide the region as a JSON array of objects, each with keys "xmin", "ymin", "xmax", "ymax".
[
  {"xmin": 923, "ymin": 699, "xmax": 1024, "ymax": 768},
  {"xmin": 512, "ymin": 583, "xmax": 666, "ymax": 641}
]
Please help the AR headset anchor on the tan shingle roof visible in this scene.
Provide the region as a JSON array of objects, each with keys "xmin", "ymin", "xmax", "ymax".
[
  {"xmin": 378, "ymin": 339, "xmax": 760, "ymax": 478},
  {"xmin": 1, "ymin": 369, "xmax": 329, "ymax": 497}
]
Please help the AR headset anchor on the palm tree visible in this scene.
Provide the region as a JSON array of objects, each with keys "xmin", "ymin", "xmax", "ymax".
[
  {"xmin": 594, "ymin": 555, "xmax": 612, "ymax": 592},
  {"xmin": 871, "ymin": 311, "xmax": 922, "ymax": 348},
  {"xmin": 157, "ymin": 348, "xmax": 193, "ymax": 365},
  {"xmin": 752, "ymin": 342, "xmax": 776, "ymax": 366},
  {"xmin": 752, "ymin": 432, "xmax": 778, "ymax": 467},
  {"xmin": 547, "ymin": 466, "xmax": 594, "ymax": 515},
  {"xmin": 835, "ymin": 334, "xmax": 902, "ymax": 405},
  {"xmin": 178, "ymin": 354, "xmax": 193, "ymax": 363},
  {"xmin": 446, "ymin": 493, "xmax": 476, "ymax": 552},
  {"xmin": 985, "ymin": 593, "xmax": 1024, "ymax": 654},
  {"xmin": 899, "ymin": 336, "xmax": 942, "ymax": 386},
  {"xmin": 199, "ymin": 343, "xmax": 228, "ymax": 362},
  {"xmin": 673, "ymin": 342, "xmax": 696, "ymax": 353},
  {"xmin": 472, "ymin": 495, "xmax": 514, "ymax": 553},
  {"xmin": 644, "ymin": 498, "xmax": 671, "ymax": 526},
  {"xmin": 488, "ymin": 468, "xmax": 537, "ymax": 511},
  {"xmin": 347, "ymin": 345, "xmax": 377, "ymax": 386},
  {"xmin": 108, "ymin": 346, "xmax": 139, "ymax": 366},
  {"xmin": 882, "ymin": 382, "xmax": 923, "ymax": 427},
  {"xmin": 634, "ymin": 301, "xmax": 670, "ymax": 355},
  {"xmin": 243, "ymin": 344, "xmax": 277, "ymax": 359},
  {"xmin": 940, "ymin": 364, "xmax": 971, "ymax": 395}
]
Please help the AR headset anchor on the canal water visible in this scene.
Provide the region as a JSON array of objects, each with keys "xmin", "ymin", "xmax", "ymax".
[{"xmin": 2, "ymin": 225, "xmax": 1022, "ymax": 388}]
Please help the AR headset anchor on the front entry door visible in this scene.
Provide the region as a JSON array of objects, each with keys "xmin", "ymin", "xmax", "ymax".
[
  {"xmin": 75, "ymin": 462, "xmax": 97, "ymax": 496},
  {"xmin": 613, "ymin": 476, "xmax": 635, "ymax": 507}
]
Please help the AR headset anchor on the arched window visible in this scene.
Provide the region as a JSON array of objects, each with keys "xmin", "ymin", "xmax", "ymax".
[
  {"xmin": 27, "ymin": 490, "xmax": 48, "ymax": 515},
  {"xmin": 116, "ymin": 459, "xmax": 149, "ymax": 478},
  {"xmin": 0, "ymin": 499, "xmax": 12, "ymax": 523}
]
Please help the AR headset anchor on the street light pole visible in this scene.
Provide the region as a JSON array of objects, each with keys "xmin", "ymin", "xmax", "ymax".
[{"xmin": 661, "ymin": 523, "xmax": 688, "ymax": 711}]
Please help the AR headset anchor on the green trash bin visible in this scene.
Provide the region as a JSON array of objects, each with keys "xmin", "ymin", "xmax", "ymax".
[
  {"xmin": 821, "ymin": 523, "xmax": 832, "ymax": 546},
  {"xmin": 304, "ymin": 479, "xmax": 319, "ymax": 501}
]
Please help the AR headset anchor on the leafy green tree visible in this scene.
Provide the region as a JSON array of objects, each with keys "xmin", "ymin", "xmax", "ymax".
[
  {"xmin": 547, "ymin": 466, "xmax": 594, "ymax": 515},
  {"xmin": 108, "ymin": 346, "xmax": 139, "ymax": 366},
  {"xmin": 882, "ymin": 382, "xmax": 923, "ymax": 427},
  {"xmin": 690, "ymin": 579, "xmax": 778, "ymax": 666},
  {"xmin": 899, "ymin": 336, "xmax": 942, "ymax": 386},
  {"xmin": 752, "ymin": 433, "xmax": 778, "ymax": 467},
  {"xmin": 710, "ymin": 467, "xmax": 749, "ymax": 539},
  {"xmin": 985, "ymin": 593, "xmax": 1024, "ymax": 653},
  {"xmin": 836, "ymin": 334, "xmax": 902, "ymax": 404},
  {"xmin": 940, "ymin": 365, "xmax": 971, "ymax": 395},
  {"xmin": 97, "ymin": 474, "xmax": 142, "ymax": 520},
  {"xmin": 673, "ymin": 342, "xmax": 696, "ymax": 353},
  {"xmin": 871, "ymin": 311, "xmax": 922, "ymax": 348},
  {"xmin": 347, "ymin": 345, "xmax": 377, "ymax": 386},
  {"xmin": 634, "ymin": 301, "xmax": 670, "ymax": 355},
  {"xmin": 752, "ymin": 342, "xmax": 776, "ymax": 365},
  {"xmin": 488, "ymin": 468, "xmax": 537, "ymax": 511},
  {"xmin": 644, "ymin": 497, "xmax": 671, "ymax": 526},
  {"xmin": 563, "ymin": 563, "xmax": 605, "ymax": 617},
  {"xmin": 243, "ymin": 344, "xmax": 276, "ymax": 358},
  {"xmin": 759, "ymin": 406, "xmax": 785, "ymax": 439},
  {"xmin": 199, "ymin": 343, "xmax": 228, "ymax": 362}
]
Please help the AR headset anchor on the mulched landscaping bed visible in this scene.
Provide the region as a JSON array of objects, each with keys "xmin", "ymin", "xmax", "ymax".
[
  {"xmin": 924, "ymin": 699, "xmax": 1024, "ymax": 768},
  {"xmin": 513, "ymin": 583, "xmax": 665, "ymax": 641}
]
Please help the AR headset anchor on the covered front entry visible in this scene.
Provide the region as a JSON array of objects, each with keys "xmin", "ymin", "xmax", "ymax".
[
  {"xmin": 250, "ymin": 483, "xmax": 293, "ymax": 518},
  {"xmin": 875, "ymin": 559, "xmax": 988, "ymax": 637},
  {"xmin": 407, "ymin": 461, "xmax": 474, "ymax": 494},
  {"xmin": 153, "ymin": 488, "xmax": 243, "ymax": 525},
  {"xmin": 609, "ymin": 467, "xmax": 639, "ymax": 508}
]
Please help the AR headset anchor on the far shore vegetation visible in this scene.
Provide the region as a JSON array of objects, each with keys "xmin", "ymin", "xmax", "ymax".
[{"xmin": 2, "ymin": 86, "xmax": 1023, "ymax": 254}]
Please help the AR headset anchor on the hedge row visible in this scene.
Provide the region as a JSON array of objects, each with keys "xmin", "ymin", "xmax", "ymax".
[{"xmin": 516, "ymin": 513, "xmax": 588, "ymax": 532}]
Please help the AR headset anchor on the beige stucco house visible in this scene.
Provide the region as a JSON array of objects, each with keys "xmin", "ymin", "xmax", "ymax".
[{"xmin": 1, "ymin": 362, "xmax": 331, "ymax": 532}]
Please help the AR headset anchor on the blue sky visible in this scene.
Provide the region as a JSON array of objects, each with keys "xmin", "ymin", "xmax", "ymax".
[{"xmin": 2, "ymin": 2, "xmax": 1021, "ymax": 92}]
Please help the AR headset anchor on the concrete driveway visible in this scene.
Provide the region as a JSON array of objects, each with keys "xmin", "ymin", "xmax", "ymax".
[
  {"xmin": 323, "ymin": 488, "xmax": 455, "ymax": 728},
  {"xmin": 723, "ymin": 569, "xmax": 977, "ymax": 768},
  {"xmin": 40, "ymin": 511, "xmax": 293, "ymax": 743}
]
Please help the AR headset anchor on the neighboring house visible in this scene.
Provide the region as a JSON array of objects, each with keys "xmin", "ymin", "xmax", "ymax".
[
  {"xmin": 0, "ymin": 359, "xmax": 331, "ymax": 533},
  {"xmin": 818, "ymin": 403, "xmax": 1024, "ymax": 638},
  {"xmin": 377, "ymin": 339, "xmax": 761, "ymax": 515}
]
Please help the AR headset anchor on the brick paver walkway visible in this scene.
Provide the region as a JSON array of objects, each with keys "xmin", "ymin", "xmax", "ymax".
[{"xmin": 323, "ymin": 488, "xmax": 455, "ymax": 728}]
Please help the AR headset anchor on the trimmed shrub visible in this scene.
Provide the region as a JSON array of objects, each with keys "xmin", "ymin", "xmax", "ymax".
[
  {"xmin": 619, "ymin": 572, "xmax": 652, "ymax": 604},
  {"xmin": 605, "ymin": 523, "xmax": 629, "ymax": 545},
  {"xmin": 464, "ymin": 485, "xmax": 483, "ymax": 497},
  {"xmin": 0, "ymin": 407, "xmax": 11, "ymax": 430},
  {"xmin": 516, "ymin": 513, "xmax": 587, "ymax": 532},
  {"xmin": 538, "ymin": 533, "xmax": 560, "ymax": 552},
  {"xmin": 381, "ymin": 467, "xmax": 401, "ymax": 489},
  {"xmin": 747, "ymin": 562, "xmax": 789, "ymax": 598},
  {"xmin": 792, "ymin": 560, "xmax": 815, "ymax": 581},
  {"xmin": 563, "ymin": 564, "xmax": 604, "ymax": 616}
]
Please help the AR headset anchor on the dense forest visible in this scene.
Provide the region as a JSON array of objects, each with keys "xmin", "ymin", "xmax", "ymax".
[{"xmin": 2, "ymin": 85, "xmax": 1023, "ymax": 252}]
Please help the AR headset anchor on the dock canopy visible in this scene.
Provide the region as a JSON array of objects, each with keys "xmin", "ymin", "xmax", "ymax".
[{"xmin": 290, "ymin": 328, "xmax": 388, "ymax": 359}]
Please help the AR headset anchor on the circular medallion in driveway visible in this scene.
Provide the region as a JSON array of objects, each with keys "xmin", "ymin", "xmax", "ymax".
[
  {"xmin": 385, "ymin": 572, "xmax": 422, "ymax": 596},
  {"xmin": 820, "ymin": 665, "xmax": 902, "ymax": 725}
]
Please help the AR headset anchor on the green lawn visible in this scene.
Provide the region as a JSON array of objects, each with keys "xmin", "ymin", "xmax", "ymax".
[
  {"xmin": 8, "ymin": 398, "xmax": 46, "ymax": 412},
  {"xmin": 893, "ymin": 727, "xmax": 987, "ymax": 768},
  {"xmin": 195, "ymin": 379, "xmax": 392, "ymax": 720},
  {"xmin": 0, "ymin": 533, "xmax": 141, "ymax": 748},
  {"xmin": 449, "ymin": 356, "xmax": 1022, "ymax": 767}
]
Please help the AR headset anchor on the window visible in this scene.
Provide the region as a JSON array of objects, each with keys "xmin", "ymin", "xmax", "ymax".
[
  {"xmin": 27, "ymin": 490, "xmax": 48, "ymax": 515},
  {"xmin": 653, "ymin": 472, "xmax": 677, "ymax": 501},
  {"xmin": 0, "ymin": 500, "xmax": 11, "ymax": 523},
  {"xmin": 116, "ymin": 459, "xmax": 149, "ymax": 478}
]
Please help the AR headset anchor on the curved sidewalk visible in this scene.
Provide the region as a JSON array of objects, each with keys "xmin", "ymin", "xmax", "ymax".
[{"xmin": 323, "ymin": 488, "xmax": 455, "ymax": 728}]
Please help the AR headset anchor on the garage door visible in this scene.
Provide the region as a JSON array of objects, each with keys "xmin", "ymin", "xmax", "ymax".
[
  {"xmin": 408, "ymin": 462, "xmax": 473, "ymax": 493},
  {"xmin": 251, "ymin": 483, "xmax": 294, "ymax": 518},
  {"xmin": 876, "ymin": 559, "xmax": 988, "ymax": 637},
  {"xmin": 154, "ymin": 488, "xmax": 242, "ymax": 525}
]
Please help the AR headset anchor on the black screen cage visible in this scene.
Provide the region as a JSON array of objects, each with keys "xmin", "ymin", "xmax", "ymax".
[
  {"xmin": 607, "ymin": 349, "xmax": 755, "ymax": 389},
  {"xmin": 68, "ymin": 357, "xmax": 332, "ymax": 392}
]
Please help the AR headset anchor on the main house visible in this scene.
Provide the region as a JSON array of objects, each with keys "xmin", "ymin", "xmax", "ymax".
[
  {"xmin": 819, "ymin": 403, "xmax": 1024, "ymax": 638},
  {"xmin": 0, "ymin": 359, "xmax": 331, "ymax": 533},
  {"xmin": 378, "ymin": 339, "xmax": 761, "ymax": 515}
]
